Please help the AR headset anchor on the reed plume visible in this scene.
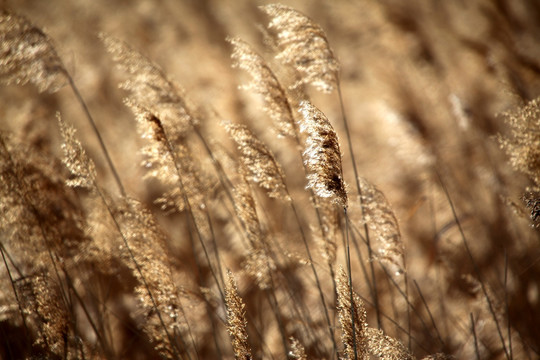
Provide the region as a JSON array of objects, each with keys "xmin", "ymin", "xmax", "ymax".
[
  {"xmin": 355, "ymin": 177, "xmax": 405, "ymax": 276},
  {"xmin": 224, "ymin": 121, "xmax": 290, "ymax": 201},
  {"xmin": 336, "ymin": 266, "xmax": 368, "ymax": 360},
  {"xmin": 3, "ymin": 1, "xmax": 537, "ymax": 358},
  {"xmin": 0, "ymin": 11, "xmax": 67, "ymax": 92},
  {"xmin": 57, "ymin": 113, "xmax": 97, "ymax": 190},
  {"xmin": 100, "ymin": 33, "xmax": 196, "ymax": 138},
  {"xmin": 113, "ymin": 197, "xmax": 186, "ymax": 358},
  {"xmin": 365, "ymin": 328, "xmax": 414, "ymax": 360},
  {"xmin": 260, "ymin": 4, "xmax": 339, "ymax": 93},
  {"xmin": 299, "ymin": 100, "xmax": 347, "ymax": 207},
  {"xmin": 229, "ymin": 37, "xmax": 296, "ymax": 138},
  {"xmin": 0, "ymin": 13, "xmax": 124, "ymax": 195},
  {"xmin": 0, "ymin": 133, "xmax": 95, "ymax": 358},
  {"xmin": 225, "ymin": 270, "xmax": 252, "ymax": 360},
  {"xmin": 499, "ymin": 97, "xmax": 540, "ymax": 228},
  {"xmin": 126, "ymin": 100, "xmax": 207, "ymax": 213},
  {"xmin": 231, "ymin": 166, "xmax": 275, "ymax": 289},
  {"xmin": 498, "ymin": 96, "xmax": 540, "ymax": 187},
  {"xmin": 289, "ymin": 337, "xmax": 308, "ymax": 360}
]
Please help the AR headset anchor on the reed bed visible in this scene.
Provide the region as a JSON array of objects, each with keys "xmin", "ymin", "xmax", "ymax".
[{"xmin": 1, "ymin": 1, "xmax": 539, "ymax": 359}]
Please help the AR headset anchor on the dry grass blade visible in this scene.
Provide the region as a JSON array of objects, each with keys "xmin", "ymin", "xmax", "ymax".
[
  {"xmin": 229, "ymin": 37, "xmax": 295, "ymax": 137},
  {"xmin": 260, "ymin": 4, "xmax": 339, "ymax": 93},
  {"xmin": 299, "ymin": 100, "xmax": 347, "ymax": 207},
  {"xmin": 225, "ymin": 270, "xmax": 252, "ymax": 360},
  {"xmin": 224, "ymin": 121, "xmax": 291, "ymax": 201},
  {"xmin": 0, "ymin": 11, "xmax": 67, "ymax": 92}
]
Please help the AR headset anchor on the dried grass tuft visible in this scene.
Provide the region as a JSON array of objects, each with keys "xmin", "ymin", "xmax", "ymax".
[
  {"xmin": 336, "ymin": 265, "xmax": 368, "ymax": 359},
  {"xmin": 229, "ymin": 37, "xmax": 296, "ymax": 138},
  {"xmin": 260, "ymin": 4, "xmax": 339, "ymax": 93},
  {"xmin": 299, "ymin": 100, "xmax": 347, "ymax": 207},
  {"xmin": 225, "ymin": 121, "xmax": 291, "ymax": 201},
  {"xmin": 0, "ymin": 11, "xmax": 67, "ymax": 92},
  {"xmin": 225, "ymin": 270, "xmax": 252, "ymax": 360},
  {"xmin": 57, "ymin": 113, "xmax": 97, "ymax": 189}
]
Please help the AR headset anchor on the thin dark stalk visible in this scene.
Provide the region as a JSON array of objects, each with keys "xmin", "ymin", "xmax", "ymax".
[
  {"xmin": 378, "ymin": 264, "xmax": 431, "ymax": 340},
  {"xmin": 337, "ymin": 80, "xmax": 381, "ymax": 329},
  {"xmin": 346, "ymin": 217, "xmax": 381, "ymax": 311},
  {"xmin": 344, "ymin": 208, "xmax": 358, "ymax": 360},
  {"xmin": 470, "ymin": 313, "xmax": 481, "ymax": 360},
  {"xmin": 186, "ymin": 219, "xmax": 219, "ymax": 360},
  {"xmin": 354, "ymin": 292, "xmax": 431, "ymax": 353},
  {"xmin": 203, "ymin": 202, "xmax": 225, "ymax": 288},
  {"xmin": 63, "ymin": 269, "xmax": 112, "ymax": 359},
  {"xmin": 193, "ymin": 128, "xmax": 321, "ymax": 352},
  {"xmin": 504, "ymin": 251, "xmax": 513, "ymax": 360},
  {"xmin": 0, "ymin": 243, "xmax": 31, "ymax": 349},
  {"xmin": 67, "ymin": 76, "xmax": 125, "ymax": 197},
  {"xmin": 94, "ymin": 186, "xmax": 183, "ymax": 360},
  {"xmin": 437, "ymin": 170, "xmax": 510, "ymax": 360},
  {"xmin": 155, "ymin": 123, "xmax": 225, "ymax": 302},
  {"xmin": 413, "ymin": 280, "xmax": 445, "ymax": 347},
  {"xmin": 0, "ymin": 137, "xmax": 113, "ymax": 359},
  {"xmin": 288, "ymin": 198, "xmax": 338, "ymax": 357},
  {"xmin": 265, "ymin": 285, "xmax": 290, "ymax": 358}
]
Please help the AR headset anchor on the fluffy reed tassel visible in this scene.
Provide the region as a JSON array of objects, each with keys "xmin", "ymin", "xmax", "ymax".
[
  {"xmin": 357, "ymin": 177, "xmax": 405, "ymax": 276},
  {"xmin": 100, "ymin": 33, "xmax": 196, "ymax": 138},
  {"xmin": 289, "ymin": 337, "xmax": 307, "ymax": 360},
  {"xmin": 126, "ymin": 100, "xmax": 207, "ymax": 214},
  {"xmin": 498, "ymin": 96, "xmax": 540, "ymax": 187},
  {"xmin": 225, "ymin": 270, "xmax": 252, "ymax": 360},
  {"xmin": 225, "ymin": 121, "xmax": 291, "ymax": 201},
  {"xmin": 231, "ymin": 166, "xmax": 274, "ymax": 289},
  {"xmin": 299, "ymin": 101, "xmax": 347, "ymax": 207},
  {"xmin": 260, "ymin": 4, "xmax": 339, "ymax": 93},
  {"xmin": 365, "ymin": 328, "xmax": 414, "ymax": 360},
  {"xmin": 336, "ymin": 266, "xmax": 368, "ymax": 360},
  {"xmin": 114, "ymin": 198, "xmax": 184, "ymax": 358},
  {"xmin": 0, "ymin": 11, "xmax": 67, "ymax": 92},
  {"xmin": 229, "ymin": 37, "xmax": 295, "ymax": 137},
  {"xmin": 57, "ymin": 113, "xmax": 97, "ymax": 189}
]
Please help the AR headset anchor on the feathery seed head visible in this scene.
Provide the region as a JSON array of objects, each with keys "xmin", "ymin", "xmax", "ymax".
[
  {"xmin": 0, "ymin": 11, "xmax": 67, "ymax": 92},
  {"xmin": 225, "ymin": 121, "xmax": 291, "ymax": 201},
  {"xmin": 101, "ymin": 33, "xmax": 196, "ymax": 139},
  {"xmin": 357, "ymin": 177, "xmax": 405, "ymax": 276},
  {"xmin": 260, "ymin": 4, "xmax": 339, "ymax": 93},
  {"xmin": 299, "ymin": 101, "xmax": 347, "ymax": 207},
  {"xmin": 57, "ymin": 113, "xmax": 97, "ymax": 189},
  {"xmin": 229, "ymin": 37, "xmax": 296, "ymax": 138},
  {"xmin": 336, "ymin": 266, "xmax": 368, "ymax": 359},
  {"xmin": 225, "ymin": 270, "xmax": 252, "ymax": 360}
]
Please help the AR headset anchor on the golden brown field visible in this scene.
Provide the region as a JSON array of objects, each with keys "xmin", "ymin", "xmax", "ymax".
[{"xmin": 1, "ymin": 0, "xmax": 539, "ymax": 359}]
